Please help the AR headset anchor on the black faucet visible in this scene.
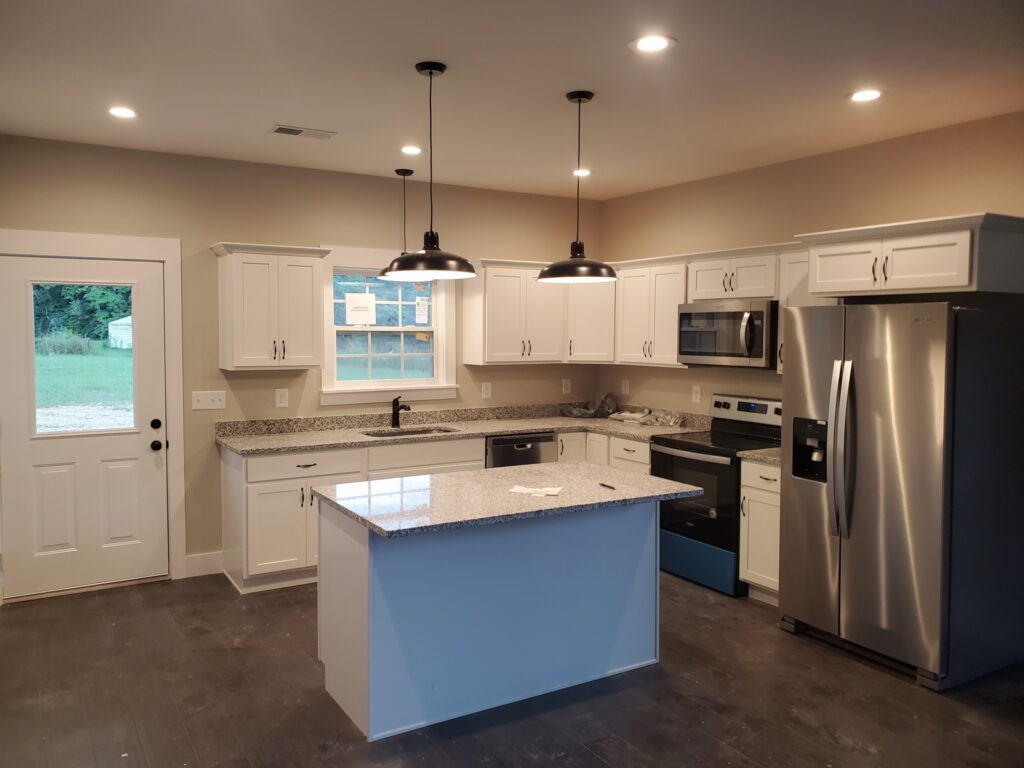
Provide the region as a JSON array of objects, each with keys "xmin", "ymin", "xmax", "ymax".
[{"xmin": 391, "ymin": 396, "xmax": 412, "ymax": 428}]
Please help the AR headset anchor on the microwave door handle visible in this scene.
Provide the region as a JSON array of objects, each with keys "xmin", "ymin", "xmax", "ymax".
[
  {"xmin": 835, "ymin": 360, "xmax": 854, "ymax": 539},
  {"xmin": 826, "ymin": 360, "xmax": 843, "ymax": 537},
  {"xmin": 739, "ymin": 311, "xmax": 752, "ymax": 356}
]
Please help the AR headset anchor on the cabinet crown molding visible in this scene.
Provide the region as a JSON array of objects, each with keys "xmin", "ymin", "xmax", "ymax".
[
  {"xmin": 796, "ymin": 213, "xmax": 1024, "ymax": 244},
  {"xmin": 211, "ymin": 241, "xmax": 331, "ymax": 258}
]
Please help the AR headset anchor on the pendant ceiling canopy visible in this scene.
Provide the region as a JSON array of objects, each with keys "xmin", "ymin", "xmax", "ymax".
[
  {"xmin": 379, "ymin": 62, "xmax": 477, "ymax": 282},
  {"xmin": 537, "ymin": 90, "xmax": 617, "ymax": 284}
]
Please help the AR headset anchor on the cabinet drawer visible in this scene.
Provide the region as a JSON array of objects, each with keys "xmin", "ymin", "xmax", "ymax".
[
  {"xmin": 609, "ymin": 456, "xmax": 649, "ymax": 475},
  {"xmin": 368, "ymin": 438, "xmax": 484, "ymax": 472},
  {"xmin": 741, "ymin": 462, "xmax": 781, "ymax": 493},
  {"xmin": 246, "ymin": 448, "xmax": 367, "ymax": 483},
  {"xmin": 609, "ymin": 437, "xmax": 650, "ymax": 465}
]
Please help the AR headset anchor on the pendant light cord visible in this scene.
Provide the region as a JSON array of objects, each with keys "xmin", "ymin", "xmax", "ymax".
[
  {"xmin": 576, "ymin": 97, "xmax": 582, "ymax": 243},
  {"xmin": 429, "ymin": 70, "xmax": 435, "ymax": 233},
  {"xmin": 402, "ymin": 174, "xmax": 408, "ymax": 253}
]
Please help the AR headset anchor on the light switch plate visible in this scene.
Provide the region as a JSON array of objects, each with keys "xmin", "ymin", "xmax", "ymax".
[
  {"xmin": 562, "ymin": 378, "xmax": 571, "ymax": 394},
  {"xmin": 621, "ymin": 379, "xmax": 630, "ymax": 396},
  {"xmin": 481, "ymin": 382, "xmax": 492, "ymax": 399},
  {"xmin": 691, "ymin": 384, "xmax": 702, "ymax": 404},
  {"xmin": 192, "ymin": 390, "xmax": 226, "ymax": 410},
  {"xmin": 275, "ymin": 388, "xmax": 289, "ymax": 408}
]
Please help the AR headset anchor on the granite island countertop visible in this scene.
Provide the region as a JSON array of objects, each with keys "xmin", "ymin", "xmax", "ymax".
[
  {"xmin": 312, "ymin": 462, "xmax": 702, "ymax": 538},
  {"xmin": 217, "ymin": 416, "xmax": 704, "ymax": 456},
  {"xmin": 736, "ymin": 446, "xmax": 782, "ymax": 466}
]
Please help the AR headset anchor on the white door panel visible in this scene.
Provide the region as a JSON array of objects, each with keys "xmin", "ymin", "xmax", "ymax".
[
  {"xmin": 0, "ymin": 257, "xmax": 169, "ymax": 598},
  {"xmin": 615, "ymin": 269, "xmax": 651, "ymax": 364},
  {"xmin": 566, "ymin": 282, "xmax": 615, "ymax": 362},
  {"xmin": 524, "ymin": 278, "xmax": 565, "ymax": 361},
  {"xmin": 484, "ymin": 269, "xmax": 526, "ymax": 362},
  {"xmin": 650, "ymin": 265, "xmax": 686, "ymax": 364},
  {"xmin": 278, "ymin": 257, "xmax": 321, "ymax": 366},
  {"xmin": 235, "ymin": 254, "xmax": 278, "ymax": 366}
]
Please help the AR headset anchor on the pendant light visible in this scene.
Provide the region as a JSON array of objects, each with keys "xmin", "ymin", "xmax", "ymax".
[
  {"xmin": 537, "ymin": 91, "xmax": 616, "ymax": 284},
  {"xmin": 379, "ymin": 62, "xmax": 476, "ymax": 281}
]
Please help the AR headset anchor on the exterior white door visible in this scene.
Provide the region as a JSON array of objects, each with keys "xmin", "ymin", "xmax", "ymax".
[{"xmin": 0, "ymin": 257, "xmax": 169, "ymax": 599}]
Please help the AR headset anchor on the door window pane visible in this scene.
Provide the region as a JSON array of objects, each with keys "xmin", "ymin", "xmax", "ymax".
[{"xmin": 33, "ymin": 283, "xmax": 134, "ymax": 433}]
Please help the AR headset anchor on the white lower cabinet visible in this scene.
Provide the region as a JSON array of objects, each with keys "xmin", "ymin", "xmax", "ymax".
[
  {"xmin": 608, "ymin": 437, "xmax": 650, "ymax": 475},
  {"xmin": 586, "ymin": 433, "xmax": 609, "ymax": 465},
  {"xmin": 739, "ymin": 462, "xmax": 781, "ymax": 593},
  {"xmin": 368, "ymin": 439, "xmax": 485, "ymax": 479},
  {"xmin": 558, "ymin": 432, "xmax": 587, "ymax": 462},
  {"xmin": 246, "ymin": 479, "xmax": 308, "ymax": 576}
]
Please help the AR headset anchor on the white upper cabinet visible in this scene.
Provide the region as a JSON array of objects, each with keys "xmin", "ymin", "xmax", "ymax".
[
  {"xmin": 463, "ymin": 264, "xmax": 566, "ymax": 364},
  {"xmin": 687, "ymin": 253, "xmax": 777, "ymax": 301},
  {"xmin": 615, "ymin": 263, "xmax": 686, "ymax": 365},
  {"xmin": 214, "ymin": 242, "xmax": 329, "ymax": 371},
  {"xmin": 801, "ymin": 215, "xmax": 1024, "ymax": 297},
  {"xmin": 566, "ymin": 282, "xmax": 616, "ymax": 362},
  {"xmin": 777, "ymin": 251, "xmax": 837, "ymax": 374}
]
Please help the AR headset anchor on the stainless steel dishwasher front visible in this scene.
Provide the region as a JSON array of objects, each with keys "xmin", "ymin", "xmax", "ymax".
[{"xmin": 485, "ymin": 432, "xmax": 558, "ymax": 468}]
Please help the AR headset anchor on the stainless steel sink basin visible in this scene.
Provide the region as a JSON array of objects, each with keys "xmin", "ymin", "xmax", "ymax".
[{"xmin": 361, "ymin": 426, "xmax": 461, "ymax": 438}]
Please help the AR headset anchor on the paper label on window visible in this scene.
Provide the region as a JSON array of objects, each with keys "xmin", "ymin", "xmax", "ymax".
[
  {"xmin": 415, "ymin": 296, "xmax": 429, "ymax": 324},
  {"xmin": 345, "ymin": 293, "xmax": 376, "ymax": 325},
  {"xmin": 415, "ymin": 332, "xmax": 429, "ymax": 342}
]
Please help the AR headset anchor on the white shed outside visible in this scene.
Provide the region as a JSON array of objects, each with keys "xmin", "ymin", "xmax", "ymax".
[{"xmin": 107, "ymin": 315, "xmax": 133, "ymax": 349}]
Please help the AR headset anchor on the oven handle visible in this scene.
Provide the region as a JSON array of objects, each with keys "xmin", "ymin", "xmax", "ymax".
[{"xmin": 651, "ymin": 445, "xmax": 733, "ymax": 466}]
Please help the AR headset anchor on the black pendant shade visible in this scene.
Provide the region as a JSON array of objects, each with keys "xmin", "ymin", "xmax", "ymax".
[
  {"xmin": 380, "ymin": 62, "xmax": 476, "ymax": 282},
  {"xmin": 537, "ymin": 91, "xmax": 616, "ymax": 284}
]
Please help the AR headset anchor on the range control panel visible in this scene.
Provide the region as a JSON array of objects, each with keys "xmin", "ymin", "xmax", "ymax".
[{"xmin": 710, "ymin": 394, "xmax": 782, "ymax": 427}]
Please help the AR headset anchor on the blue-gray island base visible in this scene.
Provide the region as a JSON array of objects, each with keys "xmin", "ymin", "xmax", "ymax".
[{"xmin": 312, "ymin": 462, "xmax": 703, "ymax": 740}]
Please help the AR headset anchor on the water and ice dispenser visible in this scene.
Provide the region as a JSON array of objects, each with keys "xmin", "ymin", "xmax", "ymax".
[{"xmin": 792, "ymin": 418, "xmax": 828, "ymax": 483}]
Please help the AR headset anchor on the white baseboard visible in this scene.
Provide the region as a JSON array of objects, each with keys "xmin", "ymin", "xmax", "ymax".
[{"xmin": 181, "ymin": 550, "xmax": 223, "ymax": 578}]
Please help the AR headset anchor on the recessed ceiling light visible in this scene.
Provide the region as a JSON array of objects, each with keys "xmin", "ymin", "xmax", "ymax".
[
  {"xmin": 401, "ymin": 145, "xmax": 422, "ymax": 155},
  {"xmin": 108, "ymin": 106, "xmax": 136, "ymax": 119},
  {"xmin": 850, "ymin": 89, "xmax": 881, "ymax": 103},
  {"xmin": 573, "ymin": 168, "xmax": 591, "ymax": 177},
  {"xmin": 632, "ymin": 35, "xmax": 676, "ymax": 53}
]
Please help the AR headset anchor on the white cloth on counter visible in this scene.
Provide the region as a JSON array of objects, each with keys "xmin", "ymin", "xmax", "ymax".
[{"xmin": 509, "ymin": 485, "xmax": 563, "ymax": 498}]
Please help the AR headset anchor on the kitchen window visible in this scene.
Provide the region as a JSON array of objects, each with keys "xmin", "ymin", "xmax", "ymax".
[{"xmin": 319, "ymin": 246, "xmax": 458, "ymax": 405}]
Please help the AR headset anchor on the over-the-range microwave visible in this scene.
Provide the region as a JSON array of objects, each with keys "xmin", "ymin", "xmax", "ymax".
[{"xmin": 677, "ymin": 299, "xmax": 778, "ymax": 369}]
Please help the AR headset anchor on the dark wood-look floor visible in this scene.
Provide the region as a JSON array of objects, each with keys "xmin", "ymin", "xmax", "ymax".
[{"xmin": 1, "ymin": 573, "xmax": 1022, "ymax": 768}]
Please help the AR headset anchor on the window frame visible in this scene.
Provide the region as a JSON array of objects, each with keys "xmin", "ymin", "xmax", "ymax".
[{"xmin": 319, "ymin": 246, "xmax": 458, "ymax": 405}]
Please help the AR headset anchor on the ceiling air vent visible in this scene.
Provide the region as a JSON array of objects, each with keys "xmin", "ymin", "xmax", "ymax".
[{"xmin": 272, "ymin": 124, "xmax": 336, "ymax": 141}]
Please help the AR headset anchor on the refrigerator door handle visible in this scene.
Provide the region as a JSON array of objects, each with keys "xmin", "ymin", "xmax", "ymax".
[
  {"xmin": 826, "ymin": 359, "xmax": 843, "ymax": 537},
  {"xmin": 835, "ymin": 360, "xmax": 854, "ymax": 538},
  {"xmin": 739, "ymin": 311, "xmax": 752, "ymax": 356}
]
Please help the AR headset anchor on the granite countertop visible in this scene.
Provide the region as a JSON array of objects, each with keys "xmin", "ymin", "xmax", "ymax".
[
  {"xmin": 217, "ymin": 416, "xmax": 702, "ymax": 456},
  {"xmin": 736, "ymin": 446, "xmax": 782, "ymax": 466},
  {"xmin": 312, "ymin": 462, "xmax": 702, "ymax": 538}
]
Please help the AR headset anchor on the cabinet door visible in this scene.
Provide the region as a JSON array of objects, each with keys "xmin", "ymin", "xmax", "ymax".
[
  {"xmin": 777, "ymin": 253, "xmax": 836, "ymax": 374},
  {"xmin": 615, "ymin": 269, "xmax": 652, "ymax": 363},
  {"xmin": 524, "ymin": 277, "xmax": 566, "ymax": 361},
  {"xmin": 881, "ymin": 231, "xmax": 971, "ymax": 291},
  {"xmin": 687, "ymin": 258, "xmax": 731, "ymax": 301},
  {"xmin": 558, "ymin": 433, "xmax": 588, "ymax": 462},
  {"xmin": 246, "ymin": 480, "xmax": 307, "ymax": 576},
  {"xmin": 729, "ymin": 254, "xmax": 778, "ymax": 299},
  {"xmin": 649, "ymin": 264, "xmax": 686, "ymax": 364},
  {"xmin": 566, "ymin": 282, "xmax": 615, "ymax": 362},
  {"xmin": 305, "ymin": 471, "xmax": 366, "ymax": 567},
  {"xmin": 232, "ymin": 253, "xmax": 279, "ymax": 366},
  {"xmin": 586, "ymin": 433, "xmax": 609, "ymax": 465},
  {"xmin": 808, "ymin": 241, "xmax": 881, "ymax": 294},
  {"xmin": 485, "ymin": 269, "xmax": 527, "ymax": 362},
  {"xmin": 277, "ymin": 257, "xmax": 322, "ymax": 367},
  {"xmin": 739, "ymin": 486, "xmax": 780, "ymax": 591}
]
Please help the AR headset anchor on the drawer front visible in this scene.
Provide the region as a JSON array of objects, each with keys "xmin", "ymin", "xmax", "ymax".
[
  {"xmin": 609, "ymin": 437, "xmax": 650, "ymax": 465},
  {"xmin": 247, "ymin": 448, "xmax": 367, "ymax": 483},
  {"xmin": 609, "ymin": 456, "xmax": 649, "ymax": 475},
  {"xmin": 368, "ymin": 438, "xmax": 485, "ymax": 472},
  {"xmin": 741, "ymin": 461, "xmax": 781, "ymax": 493}
]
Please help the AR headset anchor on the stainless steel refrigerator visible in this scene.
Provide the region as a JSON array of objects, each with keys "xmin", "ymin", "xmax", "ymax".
[{"xmin": 780, "ymin": 301, "xmax": 1024, "ymax": 690}]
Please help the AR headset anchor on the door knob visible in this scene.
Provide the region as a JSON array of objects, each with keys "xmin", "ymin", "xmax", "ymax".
[
  {"xmin": 150, "ymin": 440, "xmax": 163, "ymax": 452},
  {"xmin": 150, "ymin": 418, "xmax": 162, "ymax": 429}
]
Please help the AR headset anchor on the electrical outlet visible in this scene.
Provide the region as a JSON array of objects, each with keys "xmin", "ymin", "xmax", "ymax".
[
  {"xmin": 275, "ymin": 388, "xmax": 289, "ymax": 408},
  {"xmin": 191, "ymin": 390, "xmax": 226, "ymax": 410},
  {"xmin": 621, "ymin": 379, "xmax": 630, "ymax": 396},
  {"xmin": 562, "ymin": 378, "xmax": 571, "ymax": 395},
  {"xmin": 691, "ymin": 384, "xmax": 702, "ymax": 404},
  {"xmin": 481, "ymin": 382, "xmax": 492, "ymax": 399}
]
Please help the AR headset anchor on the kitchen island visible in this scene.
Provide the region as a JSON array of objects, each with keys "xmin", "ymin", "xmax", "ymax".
[{"xmin": 312, "ymin": 462, "xmax": 701, "ymax": 741}]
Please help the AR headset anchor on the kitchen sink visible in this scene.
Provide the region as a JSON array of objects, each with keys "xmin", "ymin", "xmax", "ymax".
[{"xmin": 361, "ymin": 426, "xmax": 461, "ymax": 438}]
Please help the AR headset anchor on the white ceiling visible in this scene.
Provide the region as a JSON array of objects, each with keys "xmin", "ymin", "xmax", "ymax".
[{"xmin": 2, "ymin": 0, "xmax": 1023, "ymax": 200}]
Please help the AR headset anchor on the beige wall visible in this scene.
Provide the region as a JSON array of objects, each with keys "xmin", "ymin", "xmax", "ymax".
[
  {"xmin": 597, "ymin": 110, "xmax": 1024, "ymax": 414},
  {"xmin": 0, "ymin": 135, "xmax": 604, "ymax": 553}
]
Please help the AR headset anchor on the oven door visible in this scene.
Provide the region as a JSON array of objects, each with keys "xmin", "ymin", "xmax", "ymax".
[
  {"xmin": 651, "ymin": 444, "xmax": 739, "ymax": 552},
  {"xmin": 677, "ymin": 300, "xmax": 774, "ymax": 368}
]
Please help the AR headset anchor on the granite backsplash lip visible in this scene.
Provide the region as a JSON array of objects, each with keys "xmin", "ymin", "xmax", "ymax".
[{"xmin": 311, "ymin": 462, "xmax": 703, "ymax": 538}]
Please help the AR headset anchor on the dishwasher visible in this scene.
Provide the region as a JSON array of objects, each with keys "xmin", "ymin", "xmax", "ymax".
[{"xmin": 485, "ymin": 432, "xmax": 558, "ymax": 468}]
